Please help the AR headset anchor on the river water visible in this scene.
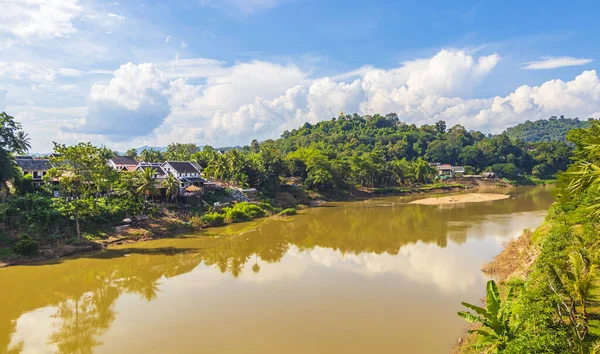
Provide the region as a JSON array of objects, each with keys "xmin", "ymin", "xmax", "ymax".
[{"xmin": 0, "ymin": 187, "xmax": 555, "ymax": 354}]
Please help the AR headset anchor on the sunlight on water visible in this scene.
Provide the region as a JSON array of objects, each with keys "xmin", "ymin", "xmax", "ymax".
[{"xmin": 0, "ymin": 187, "xmax": 555, "ymax": 354}]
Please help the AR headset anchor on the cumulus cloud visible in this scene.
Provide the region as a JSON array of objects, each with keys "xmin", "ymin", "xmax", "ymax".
[
  {"xmin": 522, "ymin": 56, "xmax": 594, "ymax": 70},
  {"xmin": 63, "ymin": 63, "xmax": 174, "ymax": 139},
  {"xmin": 61, "ymin": 49, "xmax": 600, "ymax": 149},
  {"xmin": 0, "ymin": 0, "xmax": 82, "ymax": 41}
]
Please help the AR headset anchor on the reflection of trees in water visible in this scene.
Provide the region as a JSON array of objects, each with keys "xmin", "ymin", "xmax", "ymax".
[
  {"xmin": 0, "ymin": 187, "xmax": 555, "ymax": 353},
  {"xmin": 0, "ymin": 247, "xmax": 205, "ymax": 354}
]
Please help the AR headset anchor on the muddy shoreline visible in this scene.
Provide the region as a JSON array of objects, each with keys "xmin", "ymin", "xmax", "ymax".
[{"xmin": 0, "ymin": 183, "xmax": 506, "ymax": 268}]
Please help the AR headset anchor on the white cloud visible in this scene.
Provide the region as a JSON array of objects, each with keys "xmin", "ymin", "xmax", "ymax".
[
  {"xmin": 63, "ymin": 63, "xmax": 173, "ymax": 139},
  {"xmin": 0, "ymin": 0, "xmax": 83, "ymax": 41},
  {"xmin": 164, "ymin": 35, "xmax": 171, "ymax": 43},
  {"xmin": 21, "ymin": 49, "xmax": 600, "ymax": 150},
  {"xmin": 0, "ymin": 63, "xmax": 84, "ymax": 82},
  {"xmin": 522, "ymin": 56, "xmax": 593, "ymax": 70},
  {"xmin": 180, "ymin": 41, "xmax": 188, "ymax": 49},
  {"xmin": 0, "ymin": 62, "xmax": 56, "ymax": 82},
  {"xmin": 108, "ymin": 13, "xmax": 125, "ymax": 20}
]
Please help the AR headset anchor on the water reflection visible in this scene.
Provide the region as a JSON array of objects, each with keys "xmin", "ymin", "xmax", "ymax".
[{"xmin": 0, "ymin": 187, "xmax": 555, "ymax": 354}]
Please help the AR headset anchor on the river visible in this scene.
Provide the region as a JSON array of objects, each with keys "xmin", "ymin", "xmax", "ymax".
[{"xmin": 0, "ymin": 186, "xmax": 555, "ymax": 354}]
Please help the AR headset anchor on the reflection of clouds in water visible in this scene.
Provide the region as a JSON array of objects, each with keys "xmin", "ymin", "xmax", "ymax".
[
  {"xmin": 170, "ymin": 211, "xmax": 549, "ymax": 294},
  {"xmin": 307, "ymin": 244, "xmax": 487, "ymax": 292},
  {"xmin": 8, "ymin": 306, "xmax": 59, "ymax": 354},
  {"xmin": 228, "ymin": 244, "xmax": 487, "ymax": 293},
  {"xmin": 447, "ymin": 210, "xmax": 547, "ymax": 247}
]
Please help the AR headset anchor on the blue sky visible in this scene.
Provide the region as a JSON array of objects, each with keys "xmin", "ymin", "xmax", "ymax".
[{"xmin": 1, "ymin": 0, "xmax": 599, "ymax": 152}]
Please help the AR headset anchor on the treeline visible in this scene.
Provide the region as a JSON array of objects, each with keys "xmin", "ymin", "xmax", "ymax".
[
  {"xmin": 458, "ymin": 121, "xmax": 600, "ymax": 353},
  {"xmin": 135, "ymin": 113, "xmax": 573, "ymax": 191},
  {"xmin": 0, "ymin": 111, "xmax": 580, "ymax": 255},
  {"xmin": 505, "ymin": 116, "xmax": 592, "ymax": 143}
]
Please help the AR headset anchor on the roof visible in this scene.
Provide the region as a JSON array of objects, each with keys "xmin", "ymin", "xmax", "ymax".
[
  {"xmin": 165, "ymin": 161, "xmax": 202, "ymax": 174},
  {"xmin": 16, "ymin": 158, "xmax": 52, "ymax": 171},
  {"xmin": 15, "ymin": 156, "xmax": 33, "ymax": 160},
  {"xmin": 110, "ymin": 156, "xmax": 138, "ymax": 165},
  {"xmin": 451, "ymin": 166, "xmax": 465, "ymax": 172},
  {"xmin": 136, "ymin": 163, "xmax": 167, "ymax": 176},
  {"xmin": 182, "ymin": 177, "xmax": 207, "ymax": 183},
  {"xmin": 437, "ymin": 164, "xmax": 453, "ymax": 171}
]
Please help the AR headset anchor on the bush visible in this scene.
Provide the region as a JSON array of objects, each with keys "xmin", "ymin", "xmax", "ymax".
[
  {"xmin": 14, "ymin": 235, "xmax": 39, "ymax": 256},
  {"xmin": 201, "ymin": 213, "xmax": 226, "ymax": 227},
  {"xmin": 224, "ymin": 202, "xmax": 266, "ymax": 223},
  {"xmin": 257, "ymin": 202, "xmax": 275, "ymax": 213},
  {"xmin": 278, "ymin": 208, "xmax": 297, "ymax": 216}
]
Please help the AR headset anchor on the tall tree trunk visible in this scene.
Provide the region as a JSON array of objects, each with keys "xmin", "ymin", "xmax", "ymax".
[{"xmin": 75, "ymin": 207, "xmax": 82, "ymax": 240}]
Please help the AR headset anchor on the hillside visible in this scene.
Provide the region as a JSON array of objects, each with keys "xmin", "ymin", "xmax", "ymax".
[{"xmin": 504, "ymin": 116, "xmax": 592, "ymax": 142}]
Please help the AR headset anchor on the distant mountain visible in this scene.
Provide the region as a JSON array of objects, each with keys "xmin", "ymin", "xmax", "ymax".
[
  {"xmin": 135, "ymin": 146, "xmax": 167, "ymax": 153},
  {"xmin": 505, "ymin": 116, "xmax": 594, "ymax": 143}
]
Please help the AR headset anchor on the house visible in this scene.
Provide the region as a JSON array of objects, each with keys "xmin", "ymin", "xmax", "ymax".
[
  {"xmin": 161, "ymin": 161, "xmax": 207, "ymax": 194},
  {"xmin": 436, "ymin": 164, "xmax": 454, "ymax": 177},
  {"xmin": 482, "ymin": 172, "xmax": 496, "ymax": 179},
  {"xmin": 15, "ymin": 156, "xmax": 52, "ymax": 187},
  {"xmin": 135, "ymin": 162, "xmax": 168, "ymax": 181},
  {"xmin": 108, "ymin": 156, "xmax": 138, "ymax": 171},
  {"xmin": 451, "ymin": 166, "xmax": 465, "ymax": 177}
]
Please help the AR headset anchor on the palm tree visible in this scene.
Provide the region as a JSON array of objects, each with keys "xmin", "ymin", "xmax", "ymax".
[
  {"xmin": 562, "ymin": 121, "xmax": 600, "ymax": 215},
  {"xmin": 135, "ymin": 168, "xmax": 158, "ymax": 203},
  {"xmin": 458, "ymin": 280, "xmax": 516, "ymax": 353},
  {"xmin": 162, "ymin": 174, "xmax": 180, "ymax": 206},
  {"xmin": 16, "ymin": 131, "xmax": 31, "ymax": 152}
]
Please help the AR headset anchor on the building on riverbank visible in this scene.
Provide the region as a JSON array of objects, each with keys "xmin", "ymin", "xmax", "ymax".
[{"xmin": 15, "ymin": 156, "xmax": 52, "ymax": 187}]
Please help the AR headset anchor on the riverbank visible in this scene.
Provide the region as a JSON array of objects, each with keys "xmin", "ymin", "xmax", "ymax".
[
  {"xmin": 409, "ymin": 193, "xmax": 510, "ymax": 206},
  {"xmin": 0, "ymin": 181, "xmax": 508, "ymax": 268}
]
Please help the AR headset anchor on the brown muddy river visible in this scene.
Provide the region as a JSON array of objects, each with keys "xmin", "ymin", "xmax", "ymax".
[{"xmin": 0, "ymin": 187, "xmax": 555, "ymax": 354}]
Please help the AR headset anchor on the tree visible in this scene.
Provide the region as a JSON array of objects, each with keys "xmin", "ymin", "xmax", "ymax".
[
  {"xmin": 139, "ymin": 148, "xmax": 164, "ymax": 163},
  {"xmin": 46, "ymin": 143, "xmax": 113, "ymax": 240},
  {"xmin": 250, "ymin": 139, "xmax": 260, "ymax": 153},
  {"xmin": 162, "ymin": 174, "xmax": 179, "ymax": 206},
  {"xmin": 0, "ymin": 112, "xmax": 27, "ymax": 195},
  {"xmin": 125, "ymin": 148, "xmax": 138, "ymax": 158},
  {"xmin": 16, "ymin": 131, "xmax": 31, "ymax": 152},
  {"xmin": 458, "ymin": 280, "xmax": 517, "ymax": 353},
  {"xmin": 164, "ymin": 143, "xmax": 199, "ymax": 161},
  {"xmin": 135, "ymin": 168, "xmax": 158, "ymax": 203}
]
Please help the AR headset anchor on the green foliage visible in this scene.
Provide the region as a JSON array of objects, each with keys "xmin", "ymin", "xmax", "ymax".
[
  {"xmin": 490, "ymin": 163, "xmax": 520, "ymax": 179},
  {"xmin": 223, "ymin": 202, "xmax": 266, "ymax": 223},
  {"xmin": 505, "ymin": 116, "xmax": 592, "ymax": 143},
  {"xmin": 461, "ymin": 120, "xmax": 600, "ymax": 353},
  {"xmin": 164, "ymin": 143, "xmax": 200, "ymax": 161},
  {"xmin": 278, "ymin": 208, "xmax": 297, "ymax": 216},
  {"xmin": 458, "ymin": 280, "xmax": 517, "ymax": 353},
  {"xmin": 14, "ymin": 235, "xmax": 39, "ymax": 256},
  {"xmin": 200, "ymin": 213, "xmax": 226, "ymax": 227}
]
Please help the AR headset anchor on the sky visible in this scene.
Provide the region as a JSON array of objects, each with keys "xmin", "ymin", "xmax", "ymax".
[{"xmin": 1, "ymin": 0, "xmax": 600, "ymax": 152}]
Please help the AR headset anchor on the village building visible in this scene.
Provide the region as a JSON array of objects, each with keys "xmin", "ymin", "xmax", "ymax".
[
  {"xmin": 435, "ymin": 164, "xmax": 466, "ymax": 178},
  {"xmin": 15, "ymin": 156, "xmax": 52, "ymax": 187},
  {"xmin": 135, "ymin": 162, "xmax": 168, "ymax": 181},
  {"xmin": 108, "ymin": 156, "xmax": 139, "ymax": 171},
  {"xmin": 161, "ymin": 161, "xmax": 207, "ymax": 194},
  {"xmin": 451, "ymin": 166, "xmax": 465, "ymax": 177}
]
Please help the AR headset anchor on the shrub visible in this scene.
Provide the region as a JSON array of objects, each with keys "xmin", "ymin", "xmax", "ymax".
[
  {"xmin": 14, "ymin": 235, "xmax": 39, "ymax": 256},
  {"xmin": 278, "ymin": 208, "xmax": 297, "ymax": 216},
  {"xmin": 201, "ymin": 213, "xmax": 226, "ymax": 227},
  {"xmin": 224, "ymin": 202, "xmax": 266, "ymax": 223},
  {"xmin": 257, "ymin": 202, "xmax": 275, "ymax": 213}
]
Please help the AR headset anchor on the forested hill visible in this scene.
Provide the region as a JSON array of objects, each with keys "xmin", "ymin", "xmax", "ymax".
[{"xmin": 504, "ymin": 116, "xmax": 592, "ymax": 143}]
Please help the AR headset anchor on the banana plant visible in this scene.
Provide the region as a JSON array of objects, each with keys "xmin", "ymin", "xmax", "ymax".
[{"xmin": 457, "ymin": 280, "xmax": 517, "ymax": 353}]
